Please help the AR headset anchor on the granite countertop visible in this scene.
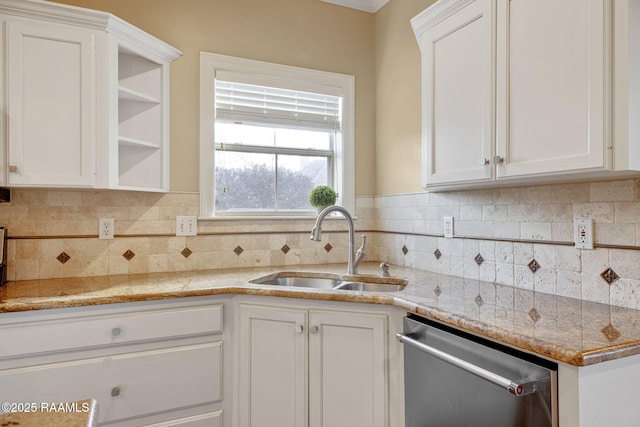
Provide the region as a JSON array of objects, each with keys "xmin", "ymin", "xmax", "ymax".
[
  {"xmin": 0, "ymin": 399, "xmax": 98, "ymax": 427},
  {"xmin": 1, "ymin": 262, "xmax": 638, "ymax": 367}
]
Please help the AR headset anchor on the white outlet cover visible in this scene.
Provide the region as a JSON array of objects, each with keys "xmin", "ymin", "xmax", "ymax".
[
  {"xmin": 99, "ymin": 218, "xmax": 115, "ymax": 240},
  {"xmin": 574, "ymin": 218, "xmax": 594, "ymax": 250},
  {"xmin": 443, "ymin": 217, "xmax": 454, "ymax": 238}
]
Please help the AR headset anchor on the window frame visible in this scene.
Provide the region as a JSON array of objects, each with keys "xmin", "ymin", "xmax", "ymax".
[{"xmin": 199, "ymin": 52, "xmax": 355, "ymax": 219}]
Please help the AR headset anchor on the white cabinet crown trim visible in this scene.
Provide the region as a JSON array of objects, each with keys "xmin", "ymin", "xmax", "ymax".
[
  {"xmin": 411, "ymin": 0, "xmax": 475, "ymax": 38},
  {"xmin": 0, "ymin": 0, "xmax": 181, "ymax": 61}
]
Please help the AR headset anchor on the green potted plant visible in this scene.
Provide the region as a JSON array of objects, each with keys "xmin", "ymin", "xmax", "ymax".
[{"xmin": 309, "ymin": 185, "xmax": 337, "ymax": 213}]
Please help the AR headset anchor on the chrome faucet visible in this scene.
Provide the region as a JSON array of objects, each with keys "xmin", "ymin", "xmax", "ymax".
[{"xmin": 310, "ymin": 206, "xmax": 366, "ymax": 275}]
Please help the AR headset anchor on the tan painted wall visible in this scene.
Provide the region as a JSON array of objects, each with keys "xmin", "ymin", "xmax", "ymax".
[
  {"xmin": 54, "ymin": 0, "xmax": 377, "ymax": 195},
  {"xmin": 374, "ymin": 0, "xmax": 435, "ymax": 195}
]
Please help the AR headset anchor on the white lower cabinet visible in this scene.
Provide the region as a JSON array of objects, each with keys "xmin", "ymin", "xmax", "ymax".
[
  {"xmin": 236, "ymin": 300, "xmax": 393, "ymax": 427},
  {"xmin": 0, "ymin": 295, "xmax": 406, "ymax": 427},
  {"xmin": 0, "ymin": 297, "xmax": 229, "ymax": 426}
]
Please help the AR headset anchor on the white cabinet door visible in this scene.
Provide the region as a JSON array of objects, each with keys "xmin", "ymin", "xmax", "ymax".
[
  {"xmin": 237, "ymin": 304, "xmax": 308, "ymax": 427},
  {"xmin": 237, "ymin": 303, "xmax": 389, "ymax": 427},
  {"xmin": 416, "ymin": 0, "xmax": 495, "ymax": 187},
  {"xmin": 496, "ymin": 0, "xmax": 607, "ymax": 178},
  {"xmin": 308, "ymin": 309, "xmax": 387, "ymax": 427},
  {"xmin": 5, "ymin": 19, "xmax": 96, "ymax": 187}
]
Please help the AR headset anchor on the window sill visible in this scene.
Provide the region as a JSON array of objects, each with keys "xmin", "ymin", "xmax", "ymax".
[{"xmin": 198, "ymin": 214, "xmax": 357, "ymax": 221}]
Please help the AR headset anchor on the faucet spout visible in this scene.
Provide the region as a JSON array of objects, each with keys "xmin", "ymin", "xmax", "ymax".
[{"xmin": 310, "ymin": 206, "xmax": 364, "ymax": 275}]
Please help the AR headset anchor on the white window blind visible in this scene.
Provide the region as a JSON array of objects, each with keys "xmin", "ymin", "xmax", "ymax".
[{"xmin": 215, "ymin": 79, "xmax": 341, "ymax": 132}]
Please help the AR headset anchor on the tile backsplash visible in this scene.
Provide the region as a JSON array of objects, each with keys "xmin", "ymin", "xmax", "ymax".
[
  {"xmin": 373, "ymin": 179, "xmax": 640, "ymax": 310},
  {"xmin": 2, "ymin": 179, "xmax": 640, "ymax": 310},
  {"xmin": 1, "ymin": 189, "xmax": 371, "ymax": 281}
]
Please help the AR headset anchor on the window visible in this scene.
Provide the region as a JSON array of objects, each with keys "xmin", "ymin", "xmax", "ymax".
[{"xmin": 199, "ymin": 53, "xmax": 354, "ymax": 218}]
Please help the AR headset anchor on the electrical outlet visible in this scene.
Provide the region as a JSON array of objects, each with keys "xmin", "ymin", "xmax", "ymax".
[
  {"xmin": 99, "ymin": 218, "xmax": 115, "ymax": 240},
  {"xmin": 176, "ymin": 216, "xmax": 197, "ymax": 236},
  {"xmin": 443, "ymin": 217, "xmax": 454, "ymax": 238},
  {"xmin": 574, "ymin": 218, "xmax": 594, "ymax": 250}
]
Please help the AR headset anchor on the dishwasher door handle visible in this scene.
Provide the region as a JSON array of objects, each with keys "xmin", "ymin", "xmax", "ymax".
[{"xmin": 396, "ymin": 332, "xmax": 537, "ymax": 396}]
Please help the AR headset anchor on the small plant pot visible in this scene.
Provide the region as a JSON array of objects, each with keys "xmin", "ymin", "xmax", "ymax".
[{"xmin": 316, "ymin": 205, "xmax": 330, "ymax": 214}]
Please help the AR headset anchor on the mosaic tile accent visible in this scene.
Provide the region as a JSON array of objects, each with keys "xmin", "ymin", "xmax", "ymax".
[
  {"xmin": 434, "ymin": 249, "xmax": 442, "ymax": 259},
  {"xmin": 281, "ymin": 244, "xmax": 290, "ymax": 254},
  {"xmin": 434, "ymin": 285, "xmax": 442, "ymax": 297},
  {"xmin": 474, "ymin": 254, "xmax": 484, "ymax": 266},
  {"xmin": 122, "ymin": 250, "xmax": 135, "ymax": 261},
  {"xmin": 402, "ymin": 245, "xmax": 409, "ymax": 255},
  {"xmin": 528, "ymin": 259, "xmax": 541, "ymax": 273},
  {"xmin": 233, "ymin": 246, "xmax": 244, "ymax": 256},
  {"xmin": 324, "ymin": 243, "xmax": 333, "ymax": 252},
  {"xmin": 529, "ymin": 308, "xmax": 541, "ymax": 323},
  {"xmin": 56, "ymin": 252, "xmax": 71, "ymax": 264},
  {"xmin": 475, "ymin": 294, "xmax": 484, "ymax": 307},
  {"xmin": 181, "ymin": 248, "xmax": 192, "ymax": 258},
  {"xmin": 601, "ymin": 268, "xmax": 620, "ymax": 285},
  {"xmin": 601, "ymin": 323, "xmax": 621, "ymax": 342}
]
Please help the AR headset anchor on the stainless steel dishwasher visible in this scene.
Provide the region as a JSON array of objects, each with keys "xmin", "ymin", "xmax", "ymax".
[{"xmin": 398, "ymin": 314, "xmax": 558, "ymax": 427}]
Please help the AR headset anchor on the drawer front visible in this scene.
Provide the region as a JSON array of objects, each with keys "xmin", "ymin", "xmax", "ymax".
[
  {"xmin": 0, "ymin": 342, "xmax": 222, "ymax": 423},
  {"xmin": 0, "ymin": 303, "xmax": 223, "ymax": 358}
]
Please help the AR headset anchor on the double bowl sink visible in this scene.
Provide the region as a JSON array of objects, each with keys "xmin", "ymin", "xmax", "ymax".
[{"xmin": 250, "ymin": 272, "xmax": 407, "ymax": 293}]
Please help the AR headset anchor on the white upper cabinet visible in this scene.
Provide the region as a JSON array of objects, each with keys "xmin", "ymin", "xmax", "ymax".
[
  {"xmin": 414, "ymin": 0, "xmax": 495, "ymax": 186},
  {"xmin": 0, "ymin": 0, "xmax": 181, "ymax": 191},
  {"xmin": 495, "ymin": 0, "xmax": 607, "ymax": 179},
  {"xmin": 4, "ymin": 18, "xmax": 97, "ymax": 188},
  {"xmin": 412, "ymin": 0, "xmax": 640, "ymax": 190}
]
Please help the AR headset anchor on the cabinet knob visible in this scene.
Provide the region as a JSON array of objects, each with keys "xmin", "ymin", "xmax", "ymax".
[
  {"xmin": 295, "ymin": 325, "xmax": 304, "ymax": 334},
  {"xmin": 111, "ymin": 386, "xmax": 121, "ymax": 397},
  {"xmin": 112, "ymin": 327, "xmax": 121, "ymax": 337},
  {"xmin": 493, "ymin": 156, "xmax": 505, "ymax": 165},
  {"xmin": 310, "ymin": 326, "xmax": 319, "ymax": 334},
  {"xmin": 8, "ymin": 165, "xmax": 18, "ymax": 173},
  {"xmin": 480, "ymin": 158, "xmax": 490, "ymax": 166}
]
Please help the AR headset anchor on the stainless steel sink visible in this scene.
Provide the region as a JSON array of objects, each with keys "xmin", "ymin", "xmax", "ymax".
[
  {"xmin": 250, "ymin": 272, "xmax": 407, "ymax": 292},
  {"xmin": 332, "ymin": 281, "xmax": 406, "ymax": 292},
  {"xmin": 253, "ymin": 276, "xmax": 341, "ymax": 290}
]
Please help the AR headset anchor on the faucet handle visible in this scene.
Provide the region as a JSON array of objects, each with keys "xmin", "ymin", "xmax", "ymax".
[
  {"xmin": 379, "ymin": 262, "xmax": 390, "ymax": 277},
  {"xmin": 354, "ymin": 235, "xmax": 367, "ymax": 272},
  {"xmin": 356, "ymin": 235, "xmax": 367, "ymax": 258},
  {"xmin": 359, "ymin": 235, "xmax": 367, "ymax": 250}
]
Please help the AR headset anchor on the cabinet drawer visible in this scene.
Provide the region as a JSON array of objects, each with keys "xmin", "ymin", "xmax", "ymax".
[
  {"xmin": 0, "ymin": 303, "xmax": 223, "ymax": 358},
  {"xmin": 0, "ymin": 342, "xmax": 222, "ymax": 423}
]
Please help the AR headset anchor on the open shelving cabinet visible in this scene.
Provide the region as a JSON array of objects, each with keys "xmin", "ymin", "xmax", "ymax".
[
  {"xmin": 0, "ymin": 0, "xmax": 182, "ymax": 191},
  {"xmin": 110, "ymin": 42, "xmax": 175, "ymax": 192}
]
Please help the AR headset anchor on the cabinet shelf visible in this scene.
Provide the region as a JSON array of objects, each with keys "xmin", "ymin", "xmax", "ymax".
[
  {"xmin": 114, "ymin": 45, "xmax": 176, "ymax": 192},
  {"xmin": 118, "ymin": 136, "xmax": 161, "ymax": 149},
  {"xmin": 118, "ymin": 86, "xmax": 160, "ymax": 104}
]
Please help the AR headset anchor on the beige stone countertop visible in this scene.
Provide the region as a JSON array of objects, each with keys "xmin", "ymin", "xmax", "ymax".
[
  {"xmin": 0, "ymin": 399, "xmax": 98, "ymax": 427},
  {"xmin": 1, "ymin": 262, "xmax": 639, "ymax": 367}
]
